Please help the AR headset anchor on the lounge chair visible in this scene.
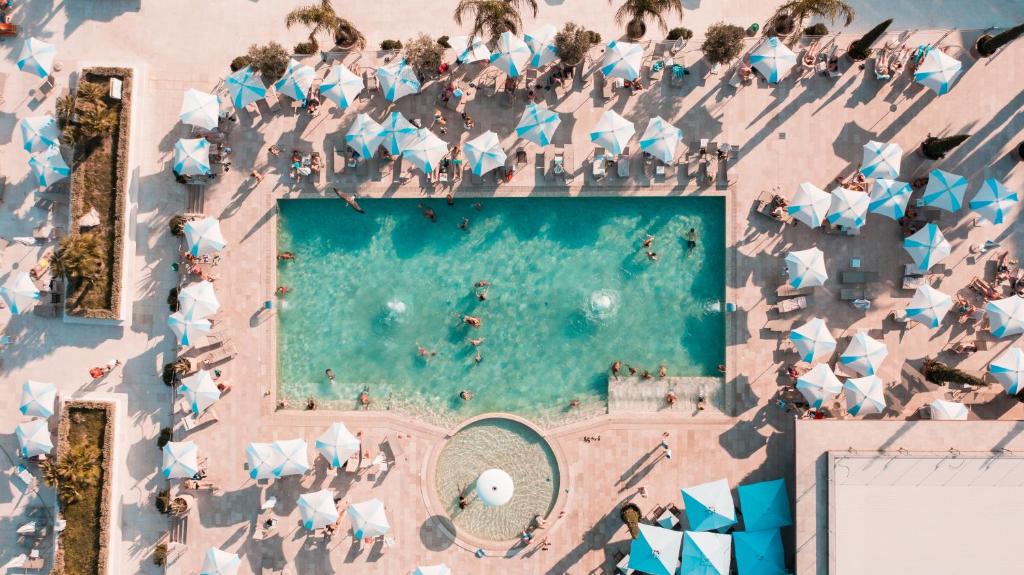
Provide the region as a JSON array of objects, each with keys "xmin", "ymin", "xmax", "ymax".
[
  {"xmin": 763, "ymin": 318, "xmax": 797, "ymax": 334},
  {"xmin": 617, "ymin": 147, "xmax": 630, "ymax": 178},
  {"xmin": 599, "ymin": 71, "xmax": 613, "ymax": 101},
  {"xmin": 201, "ymin": 343, "xmax": 237, "ymax": 367},
  {"xmin": 775, "ymin": 296, "xmax": 807, "ymax": 313},
  {"xmin": 543, "ymin": 149, "xmax": 554, "ymax": 182},
  {"xmin": 777, "ymin": 283, "xmax": 813, "ymax": 299}
]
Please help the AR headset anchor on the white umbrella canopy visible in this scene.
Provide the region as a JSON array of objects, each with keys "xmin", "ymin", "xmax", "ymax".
[
  {"xmin": 515, "ymin": 104, "xmax": 561, "ymax": 147},
  {"xmin": 413, "ymin": 565, "xmax": 451, "ymax": 575},
  {"xmin": 180, "ymin": 89, "xmax": 221, "ymax": 130},
  {"xmin": 601, "ymin": 40, "xmax": 644, "ymax": 80},
  {"xmin": 464, "ymin": 131, "xmax": 507, "ymax": 176},
  {"xmin": 638, "ymin": 117, "xmax": 682, "ymax": 164},
  {"xmin": 590, "ymin": 110, "xmax": 635, "ymax": 155},
  {"xmin": 840, "ymin": 331, "xmax": 888, "ymax": 376},
  {"xmin": 1, "ymin": 272, "xmax": 41, "ymax": 315},
  {"xmin": 245, "ymin": 442, "xmax": 279, "ymax": 480},
  {"xmin": 200, "ymin": 547, "xmax": 241, "ymax": 575},
  {"xmin": 345, "ymin": 113, "xmax": 386, "ymax": 159},
  {"xmin": 788, "ymin": 183, "xmax": 831, "ymax": 228},
  {"xmin": 903, "ymin": 223, "xmax": 951, "ymax": 272},
  {"xmin": 922, "ymin": 169, "xmax": 968, "ymax": 213},
  {"xmin": 16, "ymin": 420, "xmax": 53, "ymax": 457},
  {"xmin": 173, "ymin": 138, "xmax": 211, "ymax": 176},
  {"xmin": 19, "ymin": 115, "xmax": 61, "ymax": 154},
  {"xmin": 489, "ymin": 31, "xmax": 531, "ymax": 77},
  {"xmin": 179, "ymin": 369, "xmax": 221, "ymax": 415},
  {"xmin": 970, "ymin": 178, "xmax": 1018, "ymax": 225},
  {"xmin": 988, "ymin": 295, "xmax": 1024, "ymax": 338},
  {"xmin": 843, "ymin": 375, "xmax": 886, "ymax": 416},
  {"xmin": 377, "ymin": 59, "xmax": 421, "ymax": 101},
  {"xmin": 476, "ymin": 468, "xmax": 514, "ymax": 506},
  {"xmin": 990, "ymin": 347, "xmax": 1024, "ymax": 395},
  {"xmin": 348, "ymin": 498, "xmax": 391, "ymax": 538},
  {"xmin": 275, "ymin": 59, "xmax": 315, "ymax": 101},
  {"xmin": 860, "ymin": 141, "xmax": 902, "ymax": 178},
  {"xmin": 790, "ymin": 318, "xmax": 836, "ymax": 363},
  {"xmin": 167, "ymin": 310, "xmax": 212, "ymax": 346},
  {"xmin": 178, "ymin": 280, "xmax": 220, "ymax": 318},
  {"xmin": 784, "ymin": 247, "xmax": 827, "ymax": 288},
  {"xmin": 298, "ymin": 489, "xmax": 339, "ymax": 530},
  {"xmin": 930, "ymin": 399, "xmax": 968, "ymax": 420},
  {"xmin": 17, "ymin": 38, "xmax": 56, "ymax": 78},
  {"xmin": 525, "ymin": 24, "xmax": 558, "ymax": 68},
  {"xmin": 271, "ymin": 438, "xmax": 310, "ymax": 477},
  {"xmin": 450, "ymin": 35, "xmax": 491, "ymax": 63},
  {"xmin": 749, "ymin": 36, "xmax": 796, "ymax": 83},
  {"xmin": 315, "ymin": 422, "xmax": 361, "ymax": 467},
  {"xmin": 905, "ymin": 285, "xmax": 953, "ymax": 328},
  {"xmin": 225, "ymin": 66, "xmax": 266, "ymax": 109},
  {"xmin": 29, "ymin": 145, "xmax": 71, "ymax": 187},
  {"xmin": 162, "ymin": 440, "xmax": 199, "ymax": 479},
  {"xmin": 379, "ymin": 111, "xmax": 419, "ymax": 155},
  {"xmin": 914, "ymin": 48, "xmax": 962, "ymax": 95},
  {"xmin": 320, "ymin": 64, "xmax": 364, "ymax": 109},
  {"xmin": 403, "ymin": 129, "xmax": 449, "ymax": 174},
  {"xmin": 681, "ymin": 531, "xmax": 732, "ymax": 575},
  {"xmin": 184, "ymin": 217, "xmax": 227, "ymax": 257},
  {"xmin": 826, "ymin": 187, "xmax": 869, "ymax": 229},
  {"xmin": 868, "ymin": 178, "xmax": 912, "ymax": 220},
  {"xmin": 20, "ymin": 380, "xmax": 57, "ymax": 418},
  {"xmin": 795, "ymin": 364, "xmax": 842, "ymax": 409}
]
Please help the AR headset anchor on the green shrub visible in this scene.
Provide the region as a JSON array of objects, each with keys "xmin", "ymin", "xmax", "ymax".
[
  {"xmin": 380, "ymin": 39, "xmax": 403, "ymax": 51},
  {"xmin": 405, "ymin": 33, "xmax": 446, "ymax": 73},
  {"xmin": 667, "ymin": 27, "xmax": 693, "ymax": 41},
  {"xmin": 804, "ymin": 23, "xmax": 829, "ymax": 36},
  {"xmin": 849, "ymin": 18, "xmax": 892, "ymax": 60},
  {"xmin": 437, "ymin": 35, "xmax": 451, "ymax": 49},
  {"xmin": 169, "ymin": 214, "xmax": 187, "ymax": 237},
  {"xmin": 923, "ymin": 359, "xmax": 986, "ymax": 387},
  {"xmin": 230, "ymin": 56, "xmax": 252, "ymax": 72},
  {"xmin": 555, "ymin": 23, "xmax": 595, "ymax": 67},
  {"xmin": 155, "ymin": 489, "xmax": 171, "ymax": 514},
  {"xmin": 167, "ymin": 288, "xmax": 180, "ymax": 313},
  {"xmin": 153, "ymin": 543, "xmax": 168, "ymax": 566},
  {"xmin": 586, "ymin": 30, "xmax": 602, "ymax": 44},
  {"xmin": 294, "ymin": 41, "xmax": 317, "ymax": 55},
  {"xmin": 247, "ymin": 42, "xmax": 290, "ymax": 83},
  {"xmin": 702, "ymin": 22, "xmax": 747, "ymax": 65},
  {"xmin": 157, "ymin": 427, "xmax": 173, "ymax": 449}
]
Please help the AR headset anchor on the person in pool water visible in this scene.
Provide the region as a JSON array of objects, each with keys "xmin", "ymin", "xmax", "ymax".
[
  {"xmin": 686, "ymin": 228, "xmax": 698, "ymax": 248},
  {"xmin": 325, "ymin": 368, "xmax": 335, "ymax": 382}
]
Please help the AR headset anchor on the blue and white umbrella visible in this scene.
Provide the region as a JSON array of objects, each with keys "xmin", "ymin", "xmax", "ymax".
[
  {"xmin": 16, "ymin": 420, "xmax": 52, "ymax": 458},
  {"xmin": 922, "ymin": 169, "xmax": 967, "ymax": 213},
  {"xmin": 516, "ymin": 104, "xmax": 561, "ymax": 146},
  {"xmin": 906, "ymin": 284, "xmax": 952, "ymax": 328},
  {"xmin": 682, "ymin": 531, "xmax": 732, "ymax": 575},
  {"xmin": 377, "ymin": 59, "xmax": 421, "ymax": 101},
  {"xmin": 903, "ymin": 223, "xmax": 951, "ymax": 272},
  {"xmin": 788, "ymin": 183, "xmax": 830, "ymax": 228},
  {"xmin": 162, "ymin": 441, "xmax": 199, "ymax": 479},
  {"xmin": 990, "ymin": 347, "xmax": 1024, "ymax": 395},
  {"xmin": 1, "ymin": 272, "xmax": 41, "ymax": 315},
  {"xmin": 826, "ymin": 187, "xmax": 869, "ymax": 229},
  {"xmin": 639, "ymin": 117, "xmax": 682, "ymax": 164},
  {"xmin": 840, "ymin": 331, "xmax": 887, "ymax": 376},
  {"xmin": 490, "ymin": 32, "xmax": 531, "ymax": 78},
  {"xmin": 733, "ymin": 529, "xmax": 786, "ymax": 575},
  {"xmin": 681, "ymin": 478, "xmax": 737, "ymax": 532},
  {"xmin": 790, "ymin": 318, "xmax": 836, "ymax": 363},
  {"xmin": 843, "ymin": 375, "xmax": 886, "ymax": 416},
  {"xmin": 320, "ymin": 64, "xmax": 364, "ymax": 109},
  {"xmin": 348, "ymin": 498, "xmax": 391, "ymax": 538},
  {"xmin": 970, "ymin": 178, "xmax": 1018, "ymax": 225},
  {"xmin": 184, "ymin": 217, "xmax": 226, "ymax": 257},
  {"xmin": 860, "ymin": 141, "xmax": 902, "ymax": 179},
  {"xmin": 784, "ymin": 247, "xmax": 827, "ymax": 288},
  {"xmin": 736, "ymin": 479, "xmax": 792, "ymax": 531},
  {"xmin": 525, "ymin": 24, "xmax": 558, "ymax": 68},
  {"xmin": 178, "ymin": 280, "xmax": 219, "ymax": 318},
  {"xmin": 590, "ymin": 110, "xmax": 634, "ymax": 155},
  {"xmin": 19, "ymin": 115, "xmax": 61, "ymax": 153},
  {"xmin": 29, "ymin": 145, "xmax": 71, "ymax": 187},
  {"xmin": 345, "ymin": 114, "xmax": 385, "ymax": 159},
  {"xmin": 914, "ymin": 48, "xmax": 962, "ymax": 95},
  {"xmin": 930, "ymin": 399, "xmax": 968, "ymax": 420},
  {"xmin": 601, "ymin": 40, "xmax": 644, "ymax": 80},
  {"xmin": 315, "ymin": 422, "xmax": 361, "ymax": 468},
  {"xmin": 403, "ymin": 129, "xmax": 448, "ymax": 174},
  {"xmin": 988, "ymin": 296, "xmax": 1024, "ymax": 338},
  {"xmin": 17, "ymin": 38, "xmax": 56, "ymax": 78},
  {"xmin": 298, "ymin": 489, "xmax": 339, "ymax": 530},
  {"xmin": 271, "ymin": 438, "xmax": 309, "ymax": 477},
  {"xmin": 201, "ymin": 548, "xmax": 241, "ymax": 575},
  {"xmin": 20, "ymin": 380, "xmax": 57, "ymax": 418},
  {"xmin": 749, "ymin": 36, "xmax": 796, "ymax": 83},
  {"xmin": 180, "ymin": 89, "xmax": 221, "ymax": 130},
  {"xmin": 868, "ymin": 178, "xmax": 912, "ymax": 220},
  {"xmin": 450, "ymin": 35, "xmax": 491, "ymax": 63},
  {"xmin": 274, "ymin": 59, "xmax": 315, "ymax": 102},
  {"xmin": 465, "ymin": 131, "xmax": 507, "ymax": 176},
  {"xmin": 245, "ymin": 442, "xmax": 279, "ymax": 480},
  {"xmin": 414, "ymin": 565, "xmax": 451, "ymax": 575},
  {"xmin": 225, "ymin": 66, "xmax": 266, "ymax": 109},
  {"xmin": 379, "ymin": 111, "xmax": 418, "ymax": 155},
  {"xmin": 629, "ymin": 524, "xmax": 683, "ymax": 575},
  {"xmin": 173, "ymin": 138, "xmax": 211, "ymax": 176},
  {"xmin": 168, "ymin": 310, "xmax": 212, "ymax": 346},
  {"xmin": 179, "ymin": 370, "xmax": 221, "ymax": 415},
  {"xmin": 795, "ymin": 364, "xmax": 842, "ymax": 409}
]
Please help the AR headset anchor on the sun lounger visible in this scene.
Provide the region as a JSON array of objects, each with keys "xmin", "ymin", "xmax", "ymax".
[
  {"xmin": 763, "ymin": 318, "xmax": 797, "ymax": 334},
  {"xmin": 774, "ymin": 296, "xmax": 807, "ymax": 313},
  {"xmin": 777, "ymin": 283, "xmax": 813, "ymax": 298},
  {"xmin": 841, "ymin": 270, "xmax": 880, "ymax": 284},
  {"xmin": 617, "ymin": 147, "xmax": 630, "ymax": 178},
  {"xmin": 543, "ymin": 149, "xmax": 554, "ymax": 181},
  {"xmin": 756, "ymin": 191, "xmax": 795, "ymax": 225},
  {"xmin": 201, "ymin": 343, "xmax": 237, "ymax": 367}
]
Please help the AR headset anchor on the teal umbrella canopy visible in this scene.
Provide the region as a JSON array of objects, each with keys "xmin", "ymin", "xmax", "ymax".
[
  {"xmin": 733, "ymin": 529, "xmax": 787, "ymax": 575},
  {"xmin": 225, "ymin": 66, "xmax": 266, "ymax": 108},
  {"xmin": 737, "ymin": 479, "xmax": 792, "ymax": 531},
  {"xmin": 860, "ymin": 140, "xmax": 902, "ymax": 179},
  {"xmin": 320, "ymin": 64, "xmax": 364, "ymax": 109}
]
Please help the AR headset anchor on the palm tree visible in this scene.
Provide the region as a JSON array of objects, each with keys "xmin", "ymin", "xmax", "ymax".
[
  {"xmin": 767, "ymin": 0, "xmax": 854, "ymax": 42},
  {"xmin": 285, "ymin": 0, "xmax": 365, "ymax": 50},
  {"xmin": 614, "ymin": 0, "xmax": 683, "ymax": 40},
  {"xmin": 53, "ymin": 233, "xmax": 105, "ymax": 286},
  {"xmin": 454, "ymin": 0, "xmax": 523, "ymax": 45},
  {"xmin": 75, "ymin": 81, "xmax": 107, "ymax": 106},
  {"xmin": 42, "ymin": 443, "xmax": 102, "ymax": 504},
  {"xmin": 78, "ymin": 106, "xmax": 118, "ymax": 139}
]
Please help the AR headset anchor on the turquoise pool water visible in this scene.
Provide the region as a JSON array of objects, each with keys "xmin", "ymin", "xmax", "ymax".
[{"xmin": 277, "ymin": 197, "xmax": 724, "ymax": 423}]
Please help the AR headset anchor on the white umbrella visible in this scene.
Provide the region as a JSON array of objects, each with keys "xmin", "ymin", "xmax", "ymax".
[
  {"xmin": 903, "ymin": 223, "xmax": 951, "ymax": 272},
  {"xmin": 525, "ymin": 24, "xmax": 558, "ymax": 68},
  {"xmin": 788, "ymin": 183, "xmax": 831, "ymax": 228},
  {"xmin": 184, "ymin": 217, "xmax": 227, "ymax": 257},
  {"xmin": 826, "ymin": 187, "xmax": 869, "ymax": 229},
  {"xmin": 16, "ymin": 420, "xmax": 52, "ymax": 458},
  {"xmin": 20, "ymin": 380, "xmax": 57, "ymax": 418},
  {"xmin": 180, "ymin": 89, "xmax": 221, "ymax": 130},
  {"xmin": 413, "ymin": 565, "xmax": 451, "ymax": 575},
  {"xmin": 348, "ymin": 498, "xmax": 390, "ymax": 538},
  {"xmin": 601, "ymin": 40, "xmax": 644, "ymax": 80},
  {"xmin": 970, "ymin": 178, "xmax": 1018, "ymax": 225},
  {"xmin": 630, "ymin": 524, "xmax": 683, "ymax": 575},
  {"xmin": 345, "ymin": 114, "xmax": 385, "ymax": 159},
  {"xmin": 225, "ymin": 66, "xmax": 266, "ymax": 109},
  {"xmin": 795, "ymin": 364, "xmax": 842, "ymax": 409},
  {"xmin": 905, "ymin": 285, "xmax": 953, "ymax": 328},
  {"xmin": 638, "ymin": 117, "xmax": 682, "ymax": 164},
  {"xmin": 476, "ymin": 468, "xmax": 514, "ymax": 506},
  {"xmin": 790, "ymin": 318, "xmax": 836, "ymax": 363},
  {"xmin": 377, "ymin": 59, "xmax": 421, "ymax": 101},
  {"xmin": 173, "ymin": 138, "xmax": 211, "ymax": 176},
  {"xmin": 784, "ymin": 247, "xmax": 827, "ymax": 288},
  {"xmin": 245, "ymin": 442, "xmax": 279, "ymax": 480},
  {"xmin": 988, "ymin": 296, "xmax": 1024, "ymax": 338},
  {"xmin": 868, "ymin": 178, "xmax": 912, "ymax": 220},
  {"xmin": 403, "ymin": 129, "xmax": 449, "ymax": 174},
  {"xmin": 590, "ymin": 110, "xmax": 634, "ymax": 155},
  {"xmin": 274, "ymin": 59, "xmax": 315, "ymax": 101},
  {"xmin": 162, "ymin": 441, "xmax": 199, "ymax": 479},
  {"xmin": 930, "ymin": 399, "xmax": 968, "ymax": 420},
  {"xmin": 843, "ymin": 375, "xmax": 886, "ymax": 416},
  {"xmin": 167, "ymin": 310, "xmax": 212, "ymax": 346},
  {"xmin": 178, "ymin": 280, "xmax": 219, "ymax": 318},
  {"xmin": 860, "ymin": 141, "xmax": 902, "ymax": 179},
  {"xmin": 19, "ymin": 115, "xmax": 61, "ymax": 154},
  {"xmin": 200, "ymin": 548, "xmax": 241, "ymax": 575},
  {"xmin": 914, "ymin": 48, "xmax": 962, "ymax": 95},
  {"xmin": 1, "ymin": 272, "xmax": 41, "ymax": 315},
  {"xmin": 179, "ymin": 370, "xmax": 221, "ymax": 415},
  {"xmin": 464, "ymin": 131, "xmax": 507, "ymax": 176},
  {"xmin": 922, "ymin": 169, "xmax": 968, "ymax": 213},
  {"xmin": 450, "ymin": 36, "xmax": 490, "ymax": 63},
  {"xmin": 515, "ymin": 104, "xmax": 561, "ymax": 147},
  {"xmin": 298, "ymin": 489, "xmax": 339, "ymax": 530},
  {"xmin": 379, "ymin": 111, "xmax": 418, "ymax": 155},
  {"xmin": 17, "ymin": 38, "xmax": 55, "ymax": 78},
  {"xmin": 489, "ymin": 32, "xmax": 530, "ymax": 77},
  {"xmin": 681, "ymin": 531, "xmax": 732, "ymax": 575},
  {"xmin": 29, "ymin": 145, "xmax": 71, "ymax": 187},
  {"xmin": 315, "ymin": 422, "xmax": 361, "ymax": 467},
  {"xmin": 749, "ymin": 36, "xmax": 796, "ymax": 83},
  {"xmin": 840, "ymin": 331, "xmax": 888, "ymax": 376},
  {"xmin": 990, "ymin": 347, "xmax": 1024, "ymax": 395},
  {"xmin": 320, "ymin": 64, "xmax": 363, "ymax": 109},
  {"xmin": 271, "ymin": 439, "xmax": 310, "ymax": 477}
]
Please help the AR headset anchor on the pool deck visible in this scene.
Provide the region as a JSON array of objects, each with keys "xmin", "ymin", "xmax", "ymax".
[{"xmin": 1, "ymin": 0, "xmax": 1024, "ymax": 573}]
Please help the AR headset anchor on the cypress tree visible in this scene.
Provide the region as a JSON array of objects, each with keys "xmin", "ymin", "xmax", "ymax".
[
  {"xmin": 977, "ymin": 23, "xmax": 1024, "ymax": 57},
  {"xmin": 922, "ymin": 134, "xmax": 969, "ymax": 160},
  {"xmin": 848, "ymin": 18, "xmax": 892, "ymax": 60}
]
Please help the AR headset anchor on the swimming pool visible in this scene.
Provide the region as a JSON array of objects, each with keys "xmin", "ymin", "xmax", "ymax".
[{"xmin": 276, "ymin": 196, "xmax": 724, "ymax": 424}]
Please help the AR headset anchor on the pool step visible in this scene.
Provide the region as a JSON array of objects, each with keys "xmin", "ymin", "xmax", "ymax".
[{"xmin": 608, "ymin": 376, "xmax": 728, "ymax": 417}]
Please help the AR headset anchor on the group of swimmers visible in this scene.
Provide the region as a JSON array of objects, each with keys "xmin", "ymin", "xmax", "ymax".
[
  {"xmin": 641, "ymin": 228, "xmax": 700, "ymax": 262},
  {"xmin": 611, "ymin": 360, "xmax": 668, "ymax": 380}
]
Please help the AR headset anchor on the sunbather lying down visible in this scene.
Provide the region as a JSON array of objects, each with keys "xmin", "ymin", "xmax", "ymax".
[{"xmin": 969, "ymin": 277, "xmax": 1001, "ymax": 300}]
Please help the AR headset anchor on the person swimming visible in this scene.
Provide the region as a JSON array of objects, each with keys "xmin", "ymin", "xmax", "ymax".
[
  {"xmin": 646, "ymin": 251, "xmax": 658, "ymax": 261},
  {"xmin": 611, "ymin": 361, "xmax": 621, "ymax": 378},
  {"xmin": 325, "ymin": 368, "xmax": 335, "ymax": 382},
  {"xmin": 686, "ymin": 228, "xmax": 698, "ymax": 248},
  {"xmin": 359, "ymin": 388, "xmax": 371, "ymax": 408},
  {"xmin": 460, "ymin": 389, "xmax": 474, "ymax": 401},
  {"xmin": 642, "ymin": 235, "xmax": 654, "ymax": 248},
  {"xmin": 463, "ymin": 315, "xmax": 482, "ymax": 327},
  {"xmin": 469, "ymin": 337, "xmax": 485, "ymax": 346}
]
